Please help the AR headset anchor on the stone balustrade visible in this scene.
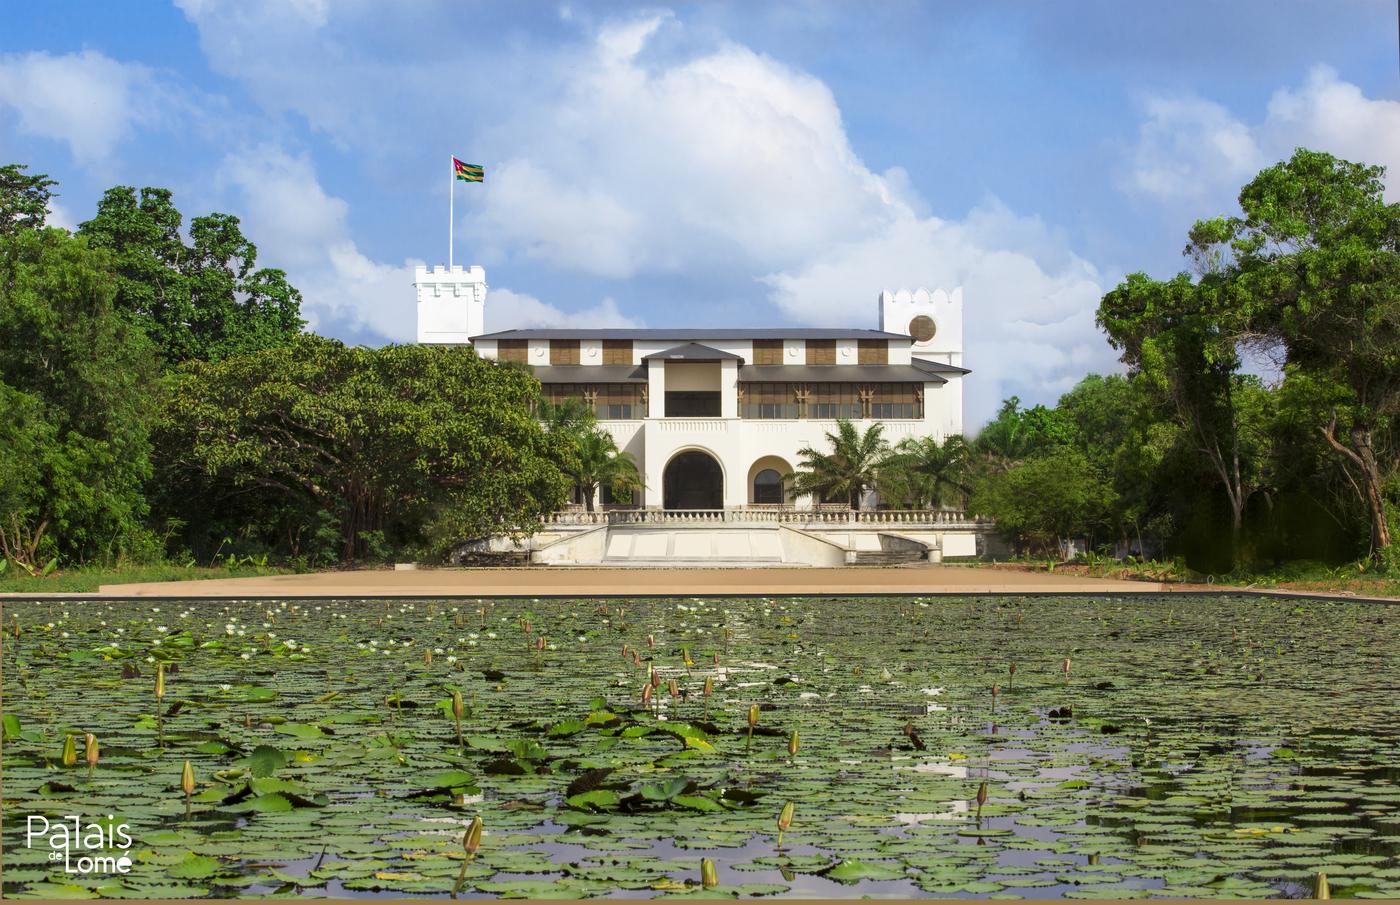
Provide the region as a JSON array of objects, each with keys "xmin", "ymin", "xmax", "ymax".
[{"xmin": 544, "ymin": 507, "xmax": 989, "ymax": 527}]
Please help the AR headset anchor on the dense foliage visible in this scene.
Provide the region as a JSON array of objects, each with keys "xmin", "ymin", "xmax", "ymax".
[{"xmin": 0, "ymin": 168, "xmax": 576, "ymax": 568}]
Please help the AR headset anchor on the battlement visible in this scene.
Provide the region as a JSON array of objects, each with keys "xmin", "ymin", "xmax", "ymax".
[
  {"xmin": 878, "ymin": 287, "xmax": 962, "ymax": 362},
  {"xmin": 415, "ymin": 264, "xmax": 487, "ymax": 345}
]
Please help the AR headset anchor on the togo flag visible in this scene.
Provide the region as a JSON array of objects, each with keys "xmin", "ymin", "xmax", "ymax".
[{"xmin": 453, "ymin": 158, "xmax": 484, "ymax": 182}]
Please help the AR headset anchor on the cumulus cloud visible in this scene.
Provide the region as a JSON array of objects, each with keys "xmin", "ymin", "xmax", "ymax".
[
  {"xmin": 1125, "ymin": 66, "xmax": 1400, "ymax": 210},
  {"xmin": 176, "ymin": 7, "xmax": 1119, "ymax": 423},
  {"xmin": 216, "ymin": 146, "xmax": 632, "ymax": 343},
  {"xmin": 0, "ymin": 50, "xmax": 173, "ymax": 163},
  {"xmin": 217, "ymin": 146, "xmax": 422, "ymax": 341},
  {"xmin": 486, "ymin": 289, "xmax": 642, "ymax": 332}
]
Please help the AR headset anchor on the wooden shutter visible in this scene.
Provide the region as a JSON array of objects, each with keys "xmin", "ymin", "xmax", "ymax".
[
  {"xmin": 602, "ymin": 340, "xmax": 633, "ymax": 365},
  {"xmin": 497, "ymin": 339, "xmax": 528, "ymax": 363},
  {"xmin": 806, "ymin": 340, "xmax": 836, "ymax": 366},
  {"xmin": 752, "ymin": 339, "xmax": 783, "ymax": 365},
  {"xmin": 550, "ymin": 340, "xmax": 580, "ymax": 365},
  {"xmin": 858, "ymin": 340, "xmax": 888, "ymax": 365}
]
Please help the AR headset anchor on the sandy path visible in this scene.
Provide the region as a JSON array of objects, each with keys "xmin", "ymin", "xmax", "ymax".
[{"xmin": 73, "ymin": 565, "xmax": 1168, "ymax": 598}]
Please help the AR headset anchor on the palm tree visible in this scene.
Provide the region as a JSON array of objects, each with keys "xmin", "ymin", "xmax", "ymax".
[
  {"xmin": 792, "ymin": 420, "xmax": 890, "ymax": 510},
  {"xmin": 886, "ymin": 434, "xmax": 972, "ymax": 509},
  {"xmin": 570, "ymin": 429, "xmax": 642, "ymax": 512}
]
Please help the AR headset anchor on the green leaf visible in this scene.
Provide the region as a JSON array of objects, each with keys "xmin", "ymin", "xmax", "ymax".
[
  {"xmin": 566, "ymin": 790, "xmax": 621, "ymax": 812},
  {"xmin": 244, "ymin": 744, "xmax": 290, "ymax": 777}
]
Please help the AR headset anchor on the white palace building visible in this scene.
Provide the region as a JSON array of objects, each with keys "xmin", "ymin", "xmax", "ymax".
[{"xmin": 416, "ymin": 265, "xmax": 991, "ymax": 565}]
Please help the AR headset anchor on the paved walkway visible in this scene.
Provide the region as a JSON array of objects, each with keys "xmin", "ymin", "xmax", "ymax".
[{"xmin": 80, "ymin": 565, "xmax": 1167, "ymax": 598}]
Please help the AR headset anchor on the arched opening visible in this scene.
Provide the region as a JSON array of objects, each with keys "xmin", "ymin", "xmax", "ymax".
[
  {"xmin": 663, "ymin": 451, "xmax": 724, "ymax": 510},
  {"xmin": 752, "ymin": 469, "xmax": 784, "ymax": 505}
]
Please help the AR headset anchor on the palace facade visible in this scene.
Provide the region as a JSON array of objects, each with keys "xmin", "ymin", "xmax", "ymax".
[{"xmin": 415, "ymin": 265, "xmax": 967, "ymax": 512}]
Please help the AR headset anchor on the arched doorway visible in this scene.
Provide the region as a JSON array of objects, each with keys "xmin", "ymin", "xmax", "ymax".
[
  {"xmin": 752, "ymin": 469, "xmax": 784, "ymax": 504},
  {"xmin": 663, "ymin": 451, "xmax": 723, "ymax": 510}
]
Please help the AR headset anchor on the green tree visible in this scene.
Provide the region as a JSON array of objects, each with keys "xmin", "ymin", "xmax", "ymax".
[
  {"xmin": 973, "ymin": 397, "xmax": 1068, "ymax": 472},
  {"xmin": 970, "ymin": 447, "xmax": 1114, "ymax": 557},
  {"xmin": 159, "ymin": 337, "xmax": 570, "ymax": 561},
  {"xmin": 792, "ymin": 419, "xmax": 890, "ymax": 509},
  {"xmin": 1098, "ymin": 268, "xmax": 1269, "ymax": 556},
  {"xmin": 0, "ymin": 163, "xmax": 57, "ymax": 235},
  {"xmin": 1195, "ymin": 149, "xmax": 1400, "ymax": 562},
  {"xmin": 569, "ymin": 429, "xmax": 643, "ymax": 512},
  {"xmin": 0, "ymin": 227, "xmax": 161, "ymax": 563},
  {"xmin": 883, "ymin": 434, "xmax": 972, "ymax": 508},
  {"xmin": 78, "ymin": 186, "xmax": 304, "ymax": 364}
]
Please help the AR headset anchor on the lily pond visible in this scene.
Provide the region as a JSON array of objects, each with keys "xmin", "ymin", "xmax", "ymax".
[{"xmin": 3, "ymin": 594, "xmax": 1399, "ymax": 899}]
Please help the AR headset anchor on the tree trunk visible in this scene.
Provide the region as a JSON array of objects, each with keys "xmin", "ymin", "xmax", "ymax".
[
  {"xmin": 584, "ymin": 485, "xmax": 596, "ymax": 513},
  {"xmin": 1351, "ymin": 424, "xmax": 1392, "ymax": 558},
  {"xmin": 1321, "ymin": 415, "xmax": 1392, "ymax": 562}
]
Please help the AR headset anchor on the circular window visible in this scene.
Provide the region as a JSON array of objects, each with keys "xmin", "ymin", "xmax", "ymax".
[{"xmin": 908, "ymin": 315, "xmax": 937, "ymax": 343}]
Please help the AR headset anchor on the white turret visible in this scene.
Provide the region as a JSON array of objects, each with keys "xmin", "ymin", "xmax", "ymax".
[
  {"xmin": 415, "ymin": 264, "xmax": 487, "ymax": 345},
  {"xmin": 879, "ymin": 287, "xmax": 963, "ymax": 368}
]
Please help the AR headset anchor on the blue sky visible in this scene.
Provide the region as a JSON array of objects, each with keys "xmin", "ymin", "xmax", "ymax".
[{"xmin": 2, "ymin": 1, "xmax": 1396, "ymax": 425}]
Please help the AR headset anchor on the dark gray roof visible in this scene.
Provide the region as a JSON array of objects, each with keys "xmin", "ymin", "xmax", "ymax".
[
  {"xmin": 911, "ymin": 357, "xmax": 971, "ymax": 376},
  {"xmin": 641, "ymin": 343, "xmax": 743, "ymax": 362},
  {"xmin": 528, "ymin": 365, "xmax": 647, "ymax": 383},
  {"xmin": 738, "ymin": 364, "xmax": 947, "ymax": 385},
  {"xmin": 475, "ymin": 327, "xmax": 910, "ymax": 341}
]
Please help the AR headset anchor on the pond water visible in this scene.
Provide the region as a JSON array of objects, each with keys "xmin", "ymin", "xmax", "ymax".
[{"xmin": 3, "ymin": 594, "xmax": 1399, "ymax": 899}]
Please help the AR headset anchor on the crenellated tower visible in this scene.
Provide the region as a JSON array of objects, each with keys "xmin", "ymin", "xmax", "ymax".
[
  {"xmin": 878, "ymin": 287, "xmax": 963, "ymax": 368},
  {"xmin": 415, "ymin": 264, "xmax": 487, "ymax": 345}
]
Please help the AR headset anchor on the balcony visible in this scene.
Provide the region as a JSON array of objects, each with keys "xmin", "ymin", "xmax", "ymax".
[{"xmin": 545, "ymin": 507, "xmax": 988, "ymax": 528}]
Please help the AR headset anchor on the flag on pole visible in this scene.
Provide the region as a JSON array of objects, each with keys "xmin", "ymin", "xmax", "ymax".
[{"xmin": 453, "ymin": 158, "xmax": 484, "ymax": 182}]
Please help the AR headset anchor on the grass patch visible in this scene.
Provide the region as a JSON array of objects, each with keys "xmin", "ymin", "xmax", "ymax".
[{"xmin": 0, "ymin": 563, "xmax": 293, "ymax": 594}]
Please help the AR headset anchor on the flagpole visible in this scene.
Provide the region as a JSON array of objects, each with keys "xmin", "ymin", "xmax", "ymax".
[{"xmin": 448, "ymin": 155, "xmax": 454, "ymax": 269}]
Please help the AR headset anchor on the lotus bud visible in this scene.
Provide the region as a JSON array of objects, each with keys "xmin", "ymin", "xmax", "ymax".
[
  {"xmin": 155, "ymin": 662, "xmax": 165, "ymax": 701},
  {"xmin": 1315, "ymin": 872, "xmax": 1330, "ymax": 900},
  {"xmin": 641, "ymin": 683, "xmax": 653, "ymax": 705},
  {"xmin": 85, "ymin": 733, "xmax": 99, "ymax": 770},
  {"xmin": 991, "ymin": 684, "xmax": 1000, "ymax": 704},
  {"xmin": 700, "ymin": 857, "xmax": 718, "ymax": 888},
  {"xmin": 703, "ymin": 676, "xmax": 713, "ymax": 697},
  {"xmin": 668, "ymin": 678, "xmax": 679, "ymax": 697},
  {"xmin": 713, "ymin": 652, "xmax": 720, "ymax": 664},
  {"xmin": 424, "ymin": 650, "xmax": 433, "ymax": 666},
  {"xmin": 181, "ymin": 760, "xmax": 196, "ymax": 797},
  {"xmin": 622, "ymin": 644, "xmax": 629, "ymax": 658},
  {"xmin": 788, "ymin": 731, "xmax": 799, "ymax": 757},
  {"xmin": 650, "ymin": 667, "xmax": 661, "ymax": 689},
  {"xmin": 777, "ymin": 801, "xmax": 795, "ymax": 832},
  {"xmin": 464, "ymin": 816, "xmax": 483, "ymax": 855},
  {"xmin": 976, "ymin": 781, "xmax": 988, "ymax": 809},
  {"xmin": 451, "ymin": 690, "xmax": 466, "ymax": 720},
  {"xmin": 632, "ymin": 651, "xmax": 641, "ymax": 667},
  {"xmin": 1063, "ymin": 657, "xmax": 1071, "ymax": 676},
  {"xmin": 748, "ymin": 704, "xmax": 759, "ymax": 728},
  {"xmin": 1009, "ymin": 662, "xmax": 1017, "ymax": 677},
  {"xmin": 535, "ymin": 635, "xmax": 545, "ymax": 651},
  {"xmin": 62, "ymin": 734, "xmax": 77, "ymax": 767}
]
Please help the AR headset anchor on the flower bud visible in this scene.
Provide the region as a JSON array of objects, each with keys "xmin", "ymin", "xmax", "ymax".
[
  {"xmin": 777, "ymin": 801, "xmax": 795, "ymax": 832},
  {"xmin": 1063, "ymin": 657, "xmax": 1072, "ymax": 676},
  {"xmin": 62, "ymin": 734, "xmax": 77, "ymax": 767},
  {"xmin": 181, "ymin": 760, "xmax": 196, "ymax": 797},
  {"xmin": 85, "ymin": 733, "xmax": 99, "ymax": 768},
  {"xmin": 976, "ymin": 781, "xmax": 988, "ymax": 808},
  {"xmin": 703, "ymin": 676, "xmax": 713, "ymax": 697},
  {"xmin": 700, "ymin": 857, "xmax": 718, "ymax": 888},
  {"xmin": 464, "ymin": 815, "xmax": 483, "ymax": 855},
  {"xmin": 423, "ymin": 650, "xmax": 433, "ymax": 665},
  {"xmin": 155, "ymin": 662, "xmax": 165, "ymax": 701},
  {"xmin": 451, "ymin": 690, "xmax": 466, "ymax": 720},
  {"xmin": 788, "ymin": 731, "xmax": 799, "ymax": 757},
  {"xmin": 748, "ymin": 704, "xmax": 759, "ymax": 728},
  {"xmin": 668, "ymin": 678, "xmax": 679, "ymax": 697}
]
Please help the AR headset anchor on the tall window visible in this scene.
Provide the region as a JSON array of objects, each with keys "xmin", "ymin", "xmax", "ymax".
[
  {"xmin": 809, "ymin": 383, "xmax": 862, "ymax": 419},
  {"xmin": 858, "ymin": 340, "xmax": 888, "ymax": 365},
  {"xmin": 550, "ymin": 340, "xmax": 580, "ymax": 365},
  {"xmin": 753, "ymin": 469, "xmax": 784, "ymax": 504},
  {"xmin": 603, "ymin": 340, "xmax": 633, "ymax": 365},
  {"xmin": 752, "ymin": 339, "xmax": 784, "ymax": 365},
  {"xmin": 497, "ymin": 339, "xmax": 528, "ymax": 363},
  {"xmin": 869, "ymin": 384, "xmax": 922, "ymax": 419},
  {"xmin": 741, "ymin": 382, "xmax": 800, "ymax": 419},
  {"xmin": 542, "ymin": 383, "xmax": 646, "ymax": 419},
  {"xmin": 806, "ymin": 339, "xmax": 836, "ymax": 365}
]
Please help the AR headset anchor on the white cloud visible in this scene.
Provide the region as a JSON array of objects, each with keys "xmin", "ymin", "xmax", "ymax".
[
  {"xmin": 178, "ymin": 9, "xmax": 1118, "ymax": 424},
  {"xmin": 218, "ymin": 146, "xmax": 420, "ymax": 341},
  {"xmin": 216, "ymin": 145, "xmax": 635, "ymax": 343},
  {"xmin": 1125, "ymin": 66, "xmax": 1400, "ymax": 210},
  {"xmin": 0, "ymin": 50, "xmax": 169, "ymax": 163},
  {"xmin": 485, "ymin": 289, "xmax": 642, "ymax": 332}
]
